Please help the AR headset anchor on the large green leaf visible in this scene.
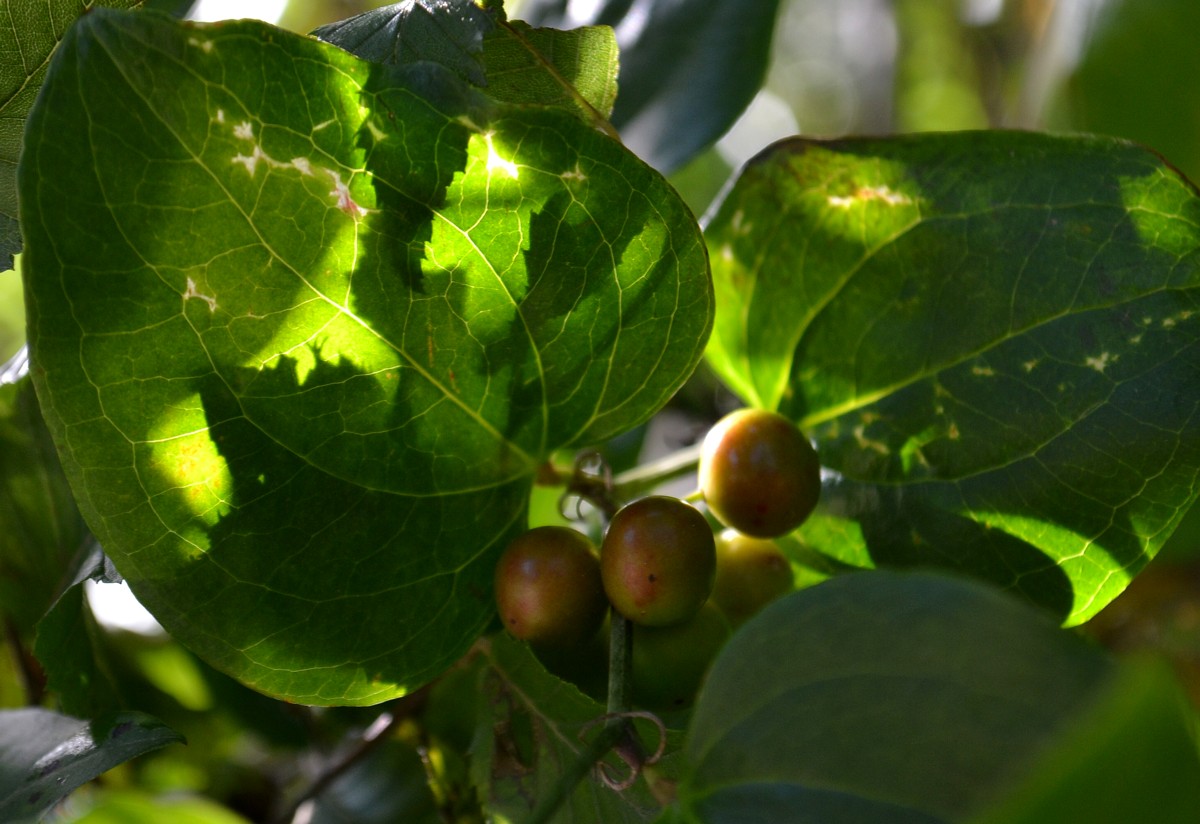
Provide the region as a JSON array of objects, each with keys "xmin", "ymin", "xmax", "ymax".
[
  {"xmin": 20, "ymin": 9, "xmax": 709, "ymax": 704},
  {"xmin": 0, "ymin": 708, "xmax": 182, "ymax": 824},
  {"xmin": 518, "ymin": 0, "xmax": 783, "ymax": 173},
  {"xmin": 678, "ymin": 571, "xmax": 1116, "ymax": 824},
  {"xmin": 704, "ymin": 133, "xmax": 1200, "ymax": 623},
  {"xmin": 0, "ymin": 0, "xmax": 144, "ymax": 270}
]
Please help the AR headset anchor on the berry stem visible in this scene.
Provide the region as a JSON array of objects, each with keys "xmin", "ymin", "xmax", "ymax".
[{"xmin": 611, "ymin": 442, "xmax": 703, "ymax": 501}]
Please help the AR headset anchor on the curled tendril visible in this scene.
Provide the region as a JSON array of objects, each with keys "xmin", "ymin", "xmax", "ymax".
[
  {"xmin": 577, "ymin": 711, "xmax": 668, "ymax": 791},
  {"xmin": 557, "ymin": 450, "xmax": 620, "ymax": 522}
]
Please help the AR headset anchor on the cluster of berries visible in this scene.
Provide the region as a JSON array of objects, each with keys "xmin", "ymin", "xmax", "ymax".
[{"xmin": 494, "ymin": 409, "xmax": 821, "ymax": 708}]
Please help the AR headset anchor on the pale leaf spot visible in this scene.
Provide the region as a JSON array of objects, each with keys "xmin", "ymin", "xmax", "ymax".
[
  {"xmin": 828, "ymin": 185, "xmax": 913, "ymax": 209},
  {"xmin": 234, "ymin": 121, "xmax": 255, "ymax": 141},
  {"xmin": 1086, "ymin": 352, "xmax": 1115, "ymax": 373},
  {"xmin": 326, "ymin": 169, "xmax": 369, "ymax": 219},
  {"xmin": 184, "ymin": 278, "xmax": 217, "ymax": 312}
]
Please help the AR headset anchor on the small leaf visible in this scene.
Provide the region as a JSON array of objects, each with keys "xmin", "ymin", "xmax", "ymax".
[
  {"xmin": 472, "ymin": 635, "xmax": 672, "ymax": 824},
  {"xmin": 20, "ymin": 10, "xmax": 709, "ymax": 703},
  {"xmin": 34, "ymin": 544, "xmax": 121, "ymax": 718},
  {"xmin": 481, "ymin": 21, "xmax": 619, "ymax": 121},
  {"xmin": 0, "ymin": 0, "xmax": 144, "ymax": 269},
  {"xmin": 0, "ymin": 377, "xmax": 88, "ymax": 635},
  {"xmin": 704, "ymin": 132, "xmax": 1200, "ymax": 623},
  {"xmin": 313, "ymin": 0, "xmax": 495, "ymax": 84},
  {"xmin": 0, "ymin": 708, "xmax": 182, "ymax": 824},
  {"xmin": 680, "ymin": 571, "xmax": 1115, "ymax": 824},
  {"xmin": 518, "ymin": 0, "xmax": 784, "ymax": 173}
]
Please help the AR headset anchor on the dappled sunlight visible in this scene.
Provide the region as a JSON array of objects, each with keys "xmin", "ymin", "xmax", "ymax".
[{"xmin": 144, "ymin": 399, "xmax": 233, "ymax": 538}]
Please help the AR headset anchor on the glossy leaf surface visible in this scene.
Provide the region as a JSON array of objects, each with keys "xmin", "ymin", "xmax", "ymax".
[
  {"xmin": 518, "ymin": 0, "xmax": 783, "ymax": 173},
  {"xmin": 0, "ymin": 708, "xmax": 181, "ymax": 824},
  {"xmin": 681, "ymin": 571, "xmax": 1114, "ymax": 824},
  {"xmin": 312, "ymin": 0, "xmax": 494, "ymax": 84},
  {"xmin": 705, "ymin": 133, "xmax": 1200, "ymax": 623},
  {"xmin": 20, "ymin": 10, "xmax": 709, "ymax": 703}
]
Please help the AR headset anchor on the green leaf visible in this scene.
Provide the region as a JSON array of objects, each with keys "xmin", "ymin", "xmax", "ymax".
[
  {"xmin": 480, "ymin": 21, "xmax": 619, "ymax": 121},
  {"xmin": 518, "ymin": 0, "xmax": 784, "ymax": 173},
  {"xmin": 679, "ymin": 571, "xmax": 1115, "ymax": 824},
  {"xmin": 34, "ymin": 544, "xmax": 122, "ymax": 718},
  {"xmin": 704, "ymin": 133, "xmax": 1200, "ymax": 624},
  {"xmin": 0, "ymin": 376, "xmax": 88, "ymax": 636},
  {"xmin": 312, "ymin": 0, "xmax": 495, "ymax": 85},
  {"xmin": 20, "ymin": 10, "xmax": 709, "ymax": 703},
  {"xmin": 0, "ymin": 708, "xmax": 182, "ymax": 824},
  {"xmin": 472, "ymin": 635, "xmax": 671, "ymax": 823},
  {"xmin": 0, "ymin": 0, "xmax": 144, "ymax": 270},
  {"xmin": 971, "ymin": 658, "xmax": 1200, "ymax": 824}
]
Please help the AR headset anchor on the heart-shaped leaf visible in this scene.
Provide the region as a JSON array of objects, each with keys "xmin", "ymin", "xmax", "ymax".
[
  {"xmin": 20, "ymin": 9, "xmax": 709, "ymax": 703},
  {"xmin": 704, "ymin": 133, "xmax": 1200, "ymax": 623}
]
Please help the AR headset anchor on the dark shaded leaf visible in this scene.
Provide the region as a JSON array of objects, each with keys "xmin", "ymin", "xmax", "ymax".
[
  {"xmin": 0, "ymin": 708, "xmax": 181, "ymax": 824},
  {"xmin": 0, "ymin": 376, "xmax": 88, "ymax": 635},
  {"xmin": 313, "ymin": 0, "xmax": 495, "ymax": 84},
  {"xmin": 33, "ymin": 543, "xmax": 121, "ymax": 717},
  {"xmin": 518, "ymin": 0, "xmax": 784, "ymax": 173},
  {"xmin": 681, "ymin": 571, "xmax": 1114, "ymax": 824}
]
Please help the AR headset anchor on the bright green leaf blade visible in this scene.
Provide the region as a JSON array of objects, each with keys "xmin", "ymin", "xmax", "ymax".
[
  {"xmin": 0, "ymin": 708, "xmax": 182, "ymax": 824},
  {"xmin": 0, "ymin": 0, "xmax": 143, "ymax": 269},
  {"xmin": 518, "ymin": 0, "xmax": 783, "ymax": 173},
  {"xmin": 20, "ymin": 9, "xmax": 707, "ymax": 704},
  {"xmin": 704, "ymin": 133, "xmax": 1200, "ymax": 623},
  {"xmin": 472, "ymin": 635, "xmax": 673, "ymax": 823},
  {"xmin": 681, "ymin": 571, "xmax": 1115, "ymax": 824},
  {"xmin": 312, "ymin": 0, "xmax": 494, "ymax": 85},
  {"xmin": 971, "ymin": 658, "xmax": 1200, "ymax": 824},
  {"xmin": 481, "ymin": 21, "xmax": 619, "ymax": 121},
  {"xmin": 0, "ymin": 376, "xmax": 88, "ymax": 635}
]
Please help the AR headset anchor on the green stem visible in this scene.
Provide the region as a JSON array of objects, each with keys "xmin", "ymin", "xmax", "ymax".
[
  {"xmin": 524, "ymin": 593, "xmax": 637, "ymax": 823},
  {"xmin": 611, "ymin": 442, "xmax": 703, "ymax": 501}
]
